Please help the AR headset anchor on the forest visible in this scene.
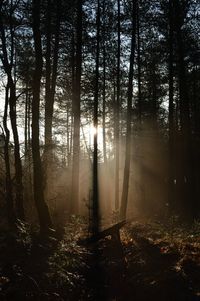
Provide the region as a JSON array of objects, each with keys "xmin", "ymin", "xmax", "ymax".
[{"xmin": 0, "ymin": 0, "xmax": 199, "ymax": 300}]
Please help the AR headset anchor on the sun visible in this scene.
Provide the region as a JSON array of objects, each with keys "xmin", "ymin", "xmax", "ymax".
[
  {"xmin": 89, "ymin": 125, "xmax": 97, "ymax": 137},
  {"xmin": 82, "ymin": 124, "xmax": 103, "ymax": 150}
]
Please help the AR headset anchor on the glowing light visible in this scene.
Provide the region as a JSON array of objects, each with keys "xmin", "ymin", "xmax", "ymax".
[
  {"xmin": 82, "ymin": 124, "xmax": 103, "ymax": 150},
  {"xmin": 89, "ymin": 125, "xmax": 98, "ymax": 137}
]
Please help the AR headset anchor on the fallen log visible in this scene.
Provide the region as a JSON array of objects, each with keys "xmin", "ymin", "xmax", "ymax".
[{"xmin": 78, "ymin": 220, "xmax": 126, "ymax": 245}]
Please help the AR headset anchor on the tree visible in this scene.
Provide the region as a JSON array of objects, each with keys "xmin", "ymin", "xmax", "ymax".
[
  {"xmin": 102, "ymin": 0, "xmax": 107, "ymax": 165},
  {"xmin": 120, "ymin": 0, "xmax": 137, "ymax": 220},
  {"xmin": 92, "ymin": 0, "xmax": 100, "ymax": 235},
  {"xmin": 173, "ymin": 0, "xmax": 195, "ymax": 218},
  {"xmin": 32, "ymin": 0, "xmax": 52, "ymax": 233},
  {"xmin": 168, "ymin": 0, "xmax": 175, "ymax": 211},
  {"xmin": 3, "ymin": 83, "xmax": 15, "ymax": 224},
  {"xmin": 44, "ymin": 0, "xmax": 61, "ymax": 196},
  {"xmin": 71, "ymin": 0, "xmax": 83, "ymax": 214},
  {"xmin": 114, "ymin": 0, "xmax": 120, "ymax": 211},
  {"xmin": 0, "ymin": 0, "xmax": 24, "ymax": 220}
]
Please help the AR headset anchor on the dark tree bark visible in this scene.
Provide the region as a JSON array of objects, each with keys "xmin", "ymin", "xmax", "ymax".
[
  {"xmin": 92, "ymin": 0, "xmax": 100, "ymax": 235},
  {"xmin": 68, "ymin": 31, "xmax": 75, "ymax": 169},
  {"xmin": 27, "ymin": 91, "xmax": 33, "ymax": 200},
  {"xmin": 135, "ymin": 0, "xmax": 145, "ymax": 211},
  {"xmin": 102, "ymin": 0, "xmax": 107, "ymax": 165},
  {"xmin": 44, "ymin": 0, "xmax": 61, "ymax": 195},
  {"xmin": 9, "ymin": 79, "xmax": 25, "ymax": 219},
  {"xmin": 24, "ymin": 83, "xmax": 33, "ymax": 204},
  {"xmin": 192, "ymin": 66, "xmax": 200, "ymax": 136},
  {"xmin": 3, "ymin": 84, "xmax": 15, "ymax": 224},
  {"xmin": 32, "ymin": 0, "xmax": 52, "ymax": 233},
  {"xmin": 174, "ymin": 1, "xmax": 190, "ymax": 134},
  {"xmin": 168, "ymin": 0, "xmax": 175, "ymax": 210},
  {"xmin": 136, "ymin": 0, "xmax": 141, "ymax": 124},
  {"xmin": 120, "ymin": 0, "xmax": 137, "ymax": 220},
  {"xmin": 71, "ymin": 0, "xmax": 83, "ymax": 214},
  {"xmin": 174, "ymin": 0, "xmax": 196, "ymax": 218},
  {"xmin": 0, "ymin": 1, "xmax": 24, "ymax": 220},
  {"xmin": 114, "ymin": 0, "xmax": 120, "ymax": 211},
  {"xmin": 24, "ymin": 84, "xmax": 28, "ymax": 158},
  {"xmin": 44, "ymin": 0, "xmax": 52, "ymax": 153}
]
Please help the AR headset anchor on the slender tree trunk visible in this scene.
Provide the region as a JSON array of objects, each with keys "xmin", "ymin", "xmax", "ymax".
[
  {"xmin": 24, "ymin": 83, "xmax": 29, "ymax": 203},
  {"xmin": 193, "ymin": 66, "xmax": 199, "ymax": 136},
  {"xmin": 168, "ymin": 0, "xmax": 175, "ymax": 211},
  {"xmin": 8, "ymin": 0, "xmax": 24, "ymax": 219},
  {"xmin": 136, "ymin": 0, "xmax": 144, "ymax": 209},
  {"xmin": 66, "ymin": 104, "xmax": 70, "ymax": 166},
  {"xmin": 115, "ymin": 0, "xmax": 120, "ymax": 211},
  {"xmin": 3, "ymin": 84, "xmax": 15, "ymax": 224},
  {"xmin": 71, "ymin": 0, "xmax": 82, "ymax": 214},
  {"xmin": 136, "ymin": 0, "xmax": 141, "ymax": 124},
  {"xmin": 69, "ymin": 32, "xmax": 75, "ymax": 169},
  {"xmin": 92, "ymin": 0, "xmax": 100, "ymax": 235},
  {"xmin": 32, "ymin": 0, "xmax": 52, "ymax": 233},
  {"xmin": 44, "ymin": 0, "xmax": 61, "ymax": 197},
  {"xmin": 24, "ymin": 85, "xmax": 33, "ymax": 204},
  {"xmin": 28, "ymin": 92, "xmax": 31, "ymax": 151},
  {"xmin": 70, "ymin": 111, "xmax": 73, "ymax": 166},
  {"xmin": 9, "ymin": 77, "xmax": 25, "ymax": 220},
  {"xmin": 24, "ymin": 84, "xmax": 28, "ymax": 157},
  {"xmin": 174, "ymin": 0, "xmax": 195, "ymax": 218},
  {"xmin": 27, "ymin": 91, "xmax": 33, "ymax": 201},
  {"xmin": 120, "ymin": 0, "xmax": 136, "ymax": 220},
  {"xmin": 0, "ymin": 5, "xmax": 24, "ymax": 220},
  {"xmin": 102, "ymin": 0, "xmax": 107, "ymax": 165},
  {"xmin": 44, "ymin": 0, "xmax": 52, "ymax": 158}
]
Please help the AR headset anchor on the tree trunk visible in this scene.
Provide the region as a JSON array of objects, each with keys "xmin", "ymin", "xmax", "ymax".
[
  {"xmin": 44, "ymin": 0, "xmax": 52, "ymax": 159},
  {"xmin": 9, "ymin": 77, "xmax": 25, "ymax": 219},
  {"xmin": 168, "ymin": 0, "xmax": 175, "ymax": 211},
  {"xmin": 92, "ymin": 0, "xmax": 100, "ymax": 236},
  {"xmin": 71, "ymin": 0, "xmax": 82, "ymax": 214},
  {"xmin": 0, "ymin": 4, "xmax": 24, "ymax": 220},
  {"xmin": 3, "ymin": 84, "xmax": 15, "ymax": 224},
  {"xmin": 136, "ymin": 0, "xmax": 141, "ymax": 124},
  {"xmin": 115, "ymin": 0, "xmax": 120, "ymax": 211},
  {"xmin": 102, "ymin": 0, "xmax": 107, "ymax": 165},
  {"xmin": 32, "ymin": 0, "xmax": 52, "ymax": 233},
  {"xmin": 44, "ymin": 0, "xmax": 61, "ymax": 197},
  {"xmin": 24, "ymin": 83, "xmax": 28, "ymax": 158},
  {"xmin": 174, "ymin": 0, "xmax": 195, "ymax": 218},
  {"xmin": 120, "ymin": 0, "xmax": 136, "ymax": 220}
]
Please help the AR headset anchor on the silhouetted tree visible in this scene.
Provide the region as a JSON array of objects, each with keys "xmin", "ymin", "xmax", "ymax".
[
  {"xmin": 44, "ymin": 0, "xmax": 61, "ymax": 197},
  {"xmin": 120, "ymin": 0, "xmax": 137, "ymax": 220},
  {"xmin": 71, "ymin": 0, "xmax": 83, "ymax": 214},
  {"xmin": 32, "ymin": 0, "xmax": 52, "ymax": 233},
  {"xmin": 114, "ymin": 0, "xmax": 120, "ymax": 211},
  {"xmin": 92, "ymin": 0, "xmax": 100, "ymax": 235},
  {"xmin": 0, "ymin": 0, "xmax": 24, "ymax": 220}
]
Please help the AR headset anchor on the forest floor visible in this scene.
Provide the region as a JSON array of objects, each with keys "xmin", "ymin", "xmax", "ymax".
[{"xmin": 0, "ymin": 216, "xmax": 200, "ymax": 300}]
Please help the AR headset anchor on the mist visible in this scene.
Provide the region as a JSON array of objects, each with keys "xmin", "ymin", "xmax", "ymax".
[{"xmin": 0, "ymin": 0, "xmax": 199, "ymax": 300}]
